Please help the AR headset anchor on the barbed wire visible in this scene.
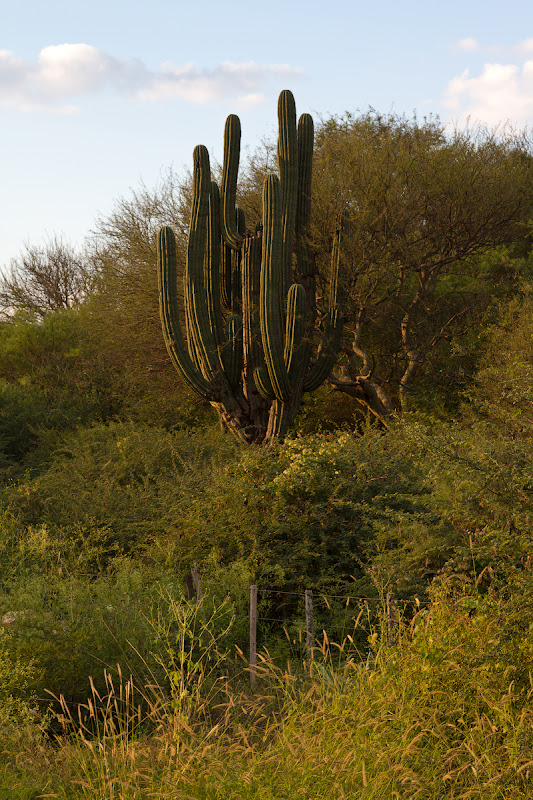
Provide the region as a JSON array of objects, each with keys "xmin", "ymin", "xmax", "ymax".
[{"xmin": 207, "ymin": 580, "xmax": 431, "ymax": 607}]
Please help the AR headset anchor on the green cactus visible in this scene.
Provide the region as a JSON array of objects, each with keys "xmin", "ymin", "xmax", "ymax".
[{"xmin": 157, "ymin": 90, "xmax": 344, "ymax": 444}]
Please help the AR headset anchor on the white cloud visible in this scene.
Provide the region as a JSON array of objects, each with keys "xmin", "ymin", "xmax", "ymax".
[
  {"xmin": 514, "ymin": 38, "xmax": 533, "ymax": 55},
  {"xmin": 456, "ymin": 37, "xmax": 479, "ymax": 52},
  {"xmin": 0, "ymin": 44, "xmax": 302, "ymax": 112},
  {"xmin": 443, "ymin": 58, "xmax": 533, "ymax": 127},
  {"xmin": 140, "ymin": 60, "xmax": 300, "ymax": 104},
  {"xmin": 234, "ymin": 93, "xmax": 267, "ymax": 108},
  {"xmin": 454, "ymin": 37, "xmax": 533, "ymax": 58}
]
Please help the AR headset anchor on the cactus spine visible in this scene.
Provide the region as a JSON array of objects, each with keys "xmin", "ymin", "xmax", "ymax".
[{"xmin": 157, "ymin": 90, "xmax": 344, "ymax": 444}]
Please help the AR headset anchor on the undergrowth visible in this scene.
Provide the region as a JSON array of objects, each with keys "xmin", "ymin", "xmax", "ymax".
[{"xmin": 2, "ymin": 577, "xmax": 533, "ymax": 799}]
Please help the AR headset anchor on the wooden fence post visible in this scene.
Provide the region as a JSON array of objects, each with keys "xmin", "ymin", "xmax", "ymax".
[
  {"xmin": 249, "ymin": 585, "xmax": 257, "ymax": 688},
  {"xmin": 191, "ymin": 564, "xmax": 203, "ymax": 603},
  {"xmin": 305, "ymin": 589, "xmax": 314, "ymax": 674},
  {"xmin": 184, "ymin": 572, "xmax": 195, "ymax": 600},
  {"xmin": 386, "ymin": 592, "xmax": 397, "ymax": 647},
  {"xmin": 190, "ymin": 564, "xmax": 208, "ymax": 640}
]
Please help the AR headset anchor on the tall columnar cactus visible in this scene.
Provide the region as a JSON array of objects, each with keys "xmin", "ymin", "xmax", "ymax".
[{"xmin": 157, "ymin": 90, "xmax": 344, "ymax": 444}]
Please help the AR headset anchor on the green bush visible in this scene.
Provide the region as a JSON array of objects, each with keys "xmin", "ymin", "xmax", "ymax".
[
  {"xmin": 469, "ymin": 288, "xmax": 533, "ymax": 436},
  {"xmin": 6, "ymin": 422, "xmax": 239, "ymax": 558},
  {"xmin": 0, "ymin": 559, "xmax": 157, "ymax": 709},
  {"xmin": 0, "ymin": 381, "xmax": 52, "ymax": 470}
]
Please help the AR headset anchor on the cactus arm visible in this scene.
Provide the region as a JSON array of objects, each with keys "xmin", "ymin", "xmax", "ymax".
[
  {"xmin": 329, "ymin": 211, "xmax": 344, "ymax": 306},
  {"xmin": 248, "ymin": 230, "xmax": 271, "ymax": 418},
  {"xmin": 254, "ymin": 365, "xmax": 275, "ymax": 401},
  {"xmin": 157, "ymin": 225, "xmax": 216, "ymax": 399},
  {"xmin": 277, "ymin": 90, "xmax": 298, "ymax": 299},
  {"xmin": 295, "ymin": 112, "xmax": 315, "ymax": 310},
  {"xmin": 296, "ymin": 113, "xmax": 314, "ymax": 240},
  {"xmin": 220, "ymin": 114, "xmax": 243, "ymax": 250},
  {"xmin": 186, "ymin": 146, "xmax": 218, "ymax": 381},
  {"xmin": 230, "ymin": 207, "xmax": 246, "ymax": 314},
  {"xmin": 236, "ymin": 206, "xmax": 246, "ymax": 236},
  {"xmin": 284, "ymin": 282, "xmax": 308, "ymax": 387},
  {"xmin": 186, "ymin": 146, "xmax": 228, "ymax": 383},
  {"xmin": 220, "ymin": 206, "xmax": 245, "ymax": 314},
  {"xmin": 204, "ymin": 180, "xmax": 224, "ymax": 349},
  {"xmin": 241, "ymin": 231, "xmax": 265, "ymax": 372},
  {"xmin": 260, "ymin": 174, "xmax": 293, "ymax": 402},
  {"xmin": 183, "ymin": 145, "xmax": 210, "ymax": 376},
  {"xmin": 220, "ymin": 241, "xmax": 233, "ymax": 311}
]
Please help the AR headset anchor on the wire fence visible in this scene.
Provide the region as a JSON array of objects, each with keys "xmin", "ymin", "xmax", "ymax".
[
  {"xmin": 188, "ymin": 568, "xmax": 432, "ymax": 685},
  {"xmin": 1, "ymin": 563, "xmax": 433, "ymax": 693}
]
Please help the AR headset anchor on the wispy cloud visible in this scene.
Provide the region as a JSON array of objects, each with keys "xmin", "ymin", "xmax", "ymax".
[
  {"xmin": 444, "ymin": 38, "xmax": 533, "ymax": 127},
  {"xmin": 514, "ymin": 38, "xmax": 533, "ymax": 55},
  {"xmin": 139, "ymin": 61, "xmax": 298, "ymax": 105},
  {"xmin": 0, "ymin": 44, "xmax": 302, "ymax": 112},
  {"xmin": 456, "ymin": 37, "xmax": 479, "ymax": 53}
]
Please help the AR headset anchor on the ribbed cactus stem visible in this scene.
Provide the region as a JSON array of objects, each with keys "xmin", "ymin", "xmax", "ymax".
[
  {"xmin": 284, "ymin": 283, "xmax": 307, "ymax": 386},
  {"xmin": 277, "ymin": 90, "xmax": 298, "ymax": 300},
  {"xmin": 205, "ymin": 180, "xmax": 224, "ymax": 348},
  {"xmin": 296, "ymin": 113, "xmax": 314, "ymax": 284},
  {"xmin": 185, "ymin": 145, "xmax": 223, "ymax": 382},
  {"xmin": 303, "ymin": 307, "xmax": 343, "ymax": 392},
  {"xmin": 184, "ymin": 145, "xmax": 209, "ymax": 374},
  {"xmin": 241, "ymin": 233, "xmax": 263, "ymax": 374},
  {"xmin": 261, "ymin": 173, "xmax": 293, "ymax": 402},
  {"xmin": 221, "ymin": 114, "xmax": 243, "ymax": 250},
  {"xmin": 220, "ymin": 241, "xmax": 232, "ymax": 311},
  {"xmin": 254, "ymin": 365, "xmax": 274, "ymax": 401},
  {"xmin": 157, "ymin": 225, "xmax": 215, "ymax": 399}
]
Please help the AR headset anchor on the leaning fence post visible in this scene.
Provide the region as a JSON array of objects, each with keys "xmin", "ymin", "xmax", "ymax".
[
  {"xmin": 249, "ymin": 584, "xmax": 257, "ymax": 688},
  {"xmin": 184, "ymin": 572, "xmax": 195, "ymax": 600},
  {"xmin": 190, "ymin": 563, "xmax": 208, "ymax": 640},
  {"xmin": 191, "ymin": 564, "xmax": 203, "ymax": 603},
  {"xmin": 386, "ymin": 592, "xmax": 397, "ymax": 647},
  {"xmin": 305, "ymin": 589, "xmax": 314, "ymax": 675}
]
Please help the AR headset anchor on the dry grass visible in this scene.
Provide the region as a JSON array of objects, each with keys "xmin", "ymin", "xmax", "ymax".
[{"xmin": 3, "ymin": 590, "xmax": 533, "ymax": 799}]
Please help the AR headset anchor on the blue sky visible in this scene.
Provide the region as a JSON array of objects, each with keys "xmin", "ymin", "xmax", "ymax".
[{"xmin": 2, "ymin": 0, "xmax": 533, "ymax": 268}]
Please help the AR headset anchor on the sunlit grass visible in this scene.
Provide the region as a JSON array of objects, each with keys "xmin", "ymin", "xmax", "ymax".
[{"xmin": 3, "ymin": 586, "xmax": 533, "ymax": 799}]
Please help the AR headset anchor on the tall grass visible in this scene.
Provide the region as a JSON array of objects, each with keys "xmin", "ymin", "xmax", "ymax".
[{"xmin": 3, "ymin": 583, "xmax": 533, "ymax": 799}]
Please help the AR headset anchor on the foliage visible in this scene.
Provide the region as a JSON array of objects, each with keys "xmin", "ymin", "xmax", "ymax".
[
  {"xmin": 310, "ymin": 112, "xmax": 533, "ymax": 414},
  {"xmin": 0, "ymin": 627, "xmax": 35, "ymax": 722},
  {"xmin": 85, "ymin": 169, "xmax": 209, "ymax": 428},
  {"xmin": 469, "ymin": 286, "xmax": 533, "ymax": 435},
  {"xmin": 0, "ymin": 409, "xmax": 531, "ymax": 797},
  {"xmin": 0, "ymin": 380, "xmax": 55, "ymax": 470},
  {"xmin": 3, "ymin": 421, "xmax": 451, "ymax": 604},
  {"xmin": 1, "ymin": 93, "xmax": 533, "ymax": 799},
  {"xmin": 0, "ymin": 556, "xmax": 158, "ymax": 710},
  {"xmin": 4, "ymin": 423, "xmax": 237, "ymax": 559},
  {"xmin": 0, "ymin": 309, "xmax": 122, "ymax": 458}
]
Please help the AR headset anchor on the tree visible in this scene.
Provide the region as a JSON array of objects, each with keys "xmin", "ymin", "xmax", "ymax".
[
  {"xmin": 307, "ymin": 113, "xmax": 533, "ymax": 416},
  {"xmin": 0, "ymin": 236, "xmax": 95, "ymax": 319},
  {"xmin": 85, "ymin": 170, "xmax": 212, "ymax": 427},
  {"xmin": 21, "ymin": 110, "xmax": 529, "ymax": 434}
]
